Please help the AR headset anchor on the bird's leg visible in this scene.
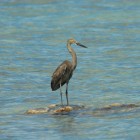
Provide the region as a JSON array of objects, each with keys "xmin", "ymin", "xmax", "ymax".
[
  {"xmin": 60, "ymin": 82, "xmax": 63, "ymax": 106},
  {"xmin": 66, "ymin": 82, "xmax": 69, "ymax": 106}
]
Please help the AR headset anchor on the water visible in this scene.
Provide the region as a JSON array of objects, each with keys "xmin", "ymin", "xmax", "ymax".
[{"xmin": 0, "ymin": 0, "xmax": 140, "ymax": 139}]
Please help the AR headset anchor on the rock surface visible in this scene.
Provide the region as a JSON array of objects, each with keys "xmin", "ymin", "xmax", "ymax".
[
  {"xmin": 26, "ymin": 104, "xmax": 85, "ymax": 115},
  {"xmin": 25, "ymin": 103, "xmax": 140, "ymax": 116}
]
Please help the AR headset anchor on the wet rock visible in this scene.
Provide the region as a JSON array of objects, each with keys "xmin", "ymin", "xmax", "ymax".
[
  {"xmin": 101, "ymin": 103, "xmax": 139, "ymax": 111},
  {"xmin": 53, "ymin": 106, "xmax": 73, "ymax": 114},
  {"xmin": 90, "ymin": 103, "xmax": 140, "ymax": 117},
  {"xmin": 25, "ymin": 104, "xmax": 84, "ymax": 115},
  {"xmin": 25, "ymin": 103, "xmax": 140, "ymax": 116},
  {"xmin": 48, "ymin": 104, "xmax": 58, "ymax": 108},
  {"xmin": 26, "ymin": 107, "xmax": 49, "ymax": 114}
]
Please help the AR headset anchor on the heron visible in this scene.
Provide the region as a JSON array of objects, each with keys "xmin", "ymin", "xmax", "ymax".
[{"xmin": 51, "ymin": 38, "xmax": 87, "ymax": 106}]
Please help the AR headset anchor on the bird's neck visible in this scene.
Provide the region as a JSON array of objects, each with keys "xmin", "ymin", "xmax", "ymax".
[{"xmin": 67, "ymin": 42, "xmax": 77, "ymax": 70}]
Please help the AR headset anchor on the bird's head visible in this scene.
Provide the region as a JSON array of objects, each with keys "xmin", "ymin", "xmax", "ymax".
[
  {"xmin": 68, "ymin": 38, "xmax": 77, "ymax": 44},
  {"xmin": 67, "ymin": 38, "xmax": 87, "ymax": 48}
]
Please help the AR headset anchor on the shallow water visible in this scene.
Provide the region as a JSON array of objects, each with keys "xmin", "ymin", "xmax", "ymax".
[{"xmin": 0, "ymin": 0, "xmax": 140, "ymax": 139}]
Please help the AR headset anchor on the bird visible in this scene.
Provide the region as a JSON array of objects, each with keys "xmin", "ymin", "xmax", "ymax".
[{"xmin": 51, "ymin": 38, "xmax": 87, "ymax": 106}]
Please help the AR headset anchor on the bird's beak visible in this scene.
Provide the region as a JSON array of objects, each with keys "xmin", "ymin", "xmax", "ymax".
[{"xmin": 76, "ymin": 42, "xmax": 87, "ymax": 48}]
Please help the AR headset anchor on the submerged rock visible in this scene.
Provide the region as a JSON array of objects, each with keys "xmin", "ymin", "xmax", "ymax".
[
  {"xmin": 89, "ymin": 103, "xmax": 140, "ymax": 117},
  {"xmin": 25, "ymin": 104, "xmax": 85, "ymax": 115},
  {"xmin": 98, "ymin": 103, "xmax": 139, "ymax": 111},
  {"xmin": 25, "ymin": 103, "xmax": 140, "ymax": 116}
]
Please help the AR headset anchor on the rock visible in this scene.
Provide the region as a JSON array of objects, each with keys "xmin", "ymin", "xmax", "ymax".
[
  {"xmin": 25, "ymin": 104, "xmax": 84, "ymax": 115},
  {"xmin": 26, "ymin": 108, "xmax": 49, "ymax": 114},
  {"xmin": 53, "ymin": 106, "xmax": 73, "ymax": 114},
  {"xmin": 48, "ymin": 104, "xmax": 58, "ymax": 108},
  {"xmin": 25, "ymin": 103, "xmax": 140, "ymax": 116}
]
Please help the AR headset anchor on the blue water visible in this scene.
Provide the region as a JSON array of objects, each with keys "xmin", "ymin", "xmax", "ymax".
[{"xmin": 0, "ymin": 0, "xmax": 140, "ymax": 139}]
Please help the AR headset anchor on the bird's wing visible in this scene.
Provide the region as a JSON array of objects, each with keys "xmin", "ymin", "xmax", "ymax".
[
  {"xmin": 51, "ymin": 61, "xmax": 72, "ymax": 90},
  {"xmin": 52, "ymin": 62, "xmax": 67, "ymax": 82}
]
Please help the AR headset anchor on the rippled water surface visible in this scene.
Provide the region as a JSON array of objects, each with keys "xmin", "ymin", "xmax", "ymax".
[{"xmin": 0, "ymin": 0, "xmax": 140, "ymax": 139}]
